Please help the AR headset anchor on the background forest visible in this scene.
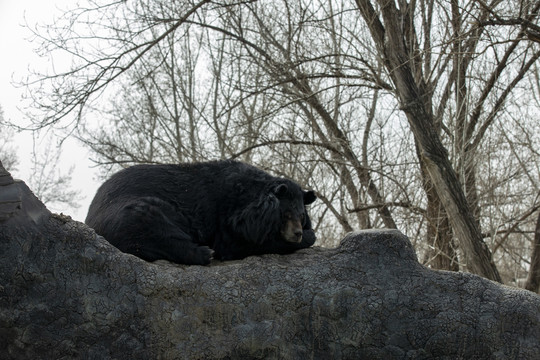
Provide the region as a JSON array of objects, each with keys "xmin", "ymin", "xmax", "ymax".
[{"xmin": 2, "ymin": 0, "xmax": 540, "ymax": 290}]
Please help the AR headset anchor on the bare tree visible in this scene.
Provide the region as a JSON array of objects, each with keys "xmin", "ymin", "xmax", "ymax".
[
  {"xmin": 525, "ymin": 210, "xmax": 540, "ymax": 293},
  {"xmin": 355, "ymin": 0, "xmax": 504, "ymax": 281},
  {"xmin": 0, "ymin": 105, "xmax": 19, "ymax": 172},
  {"xmin": 2, "ymin": 104, "xmax": 82, "ymax": 211},
  {"xmin": 17, "ymin": 0, "xmax": 540, "ymax": 284},
  {"xmin": 26, "ymin": 137, "xmax": 82, "ymax": 212}
]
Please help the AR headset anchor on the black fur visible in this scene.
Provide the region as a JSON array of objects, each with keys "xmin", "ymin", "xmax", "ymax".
[{"xmin": 85, "ymin": 160, "xmax": 317, "ymax": 265}]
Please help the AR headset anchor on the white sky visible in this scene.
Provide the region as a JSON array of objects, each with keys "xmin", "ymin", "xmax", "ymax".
[{"xmin": 0, "ymin": 0, "xmax": 99, "ymax": 221}]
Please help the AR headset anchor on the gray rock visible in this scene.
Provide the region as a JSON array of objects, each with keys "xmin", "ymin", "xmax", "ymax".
[{"xmin": 1, "ymin": 173, "xmax": 539, "ymax": 359}]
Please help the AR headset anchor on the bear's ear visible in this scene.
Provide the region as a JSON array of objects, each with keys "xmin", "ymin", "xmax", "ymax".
[
  {"xmin": 273, "ymin": 183, "xmax": 288, "ymax": 197},
  {"xmin": 303, "ymin": 190, "xmax": 316, "ymax": 205}
]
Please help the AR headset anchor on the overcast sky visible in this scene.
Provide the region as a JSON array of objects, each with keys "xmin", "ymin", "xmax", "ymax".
[{"xmin": 0, "ymin": 0, "xmax": 99, "ymax": 221}]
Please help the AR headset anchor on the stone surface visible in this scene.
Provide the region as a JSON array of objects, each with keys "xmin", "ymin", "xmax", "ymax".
[{"xmin": 1, "ymin": 174, "xmax": 539, "ymax": 359}]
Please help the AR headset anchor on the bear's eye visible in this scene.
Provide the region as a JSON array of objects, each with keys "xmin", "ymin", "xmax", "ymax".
[{"xmin": 284, "ymin": 212, "xmax": 293, "ymax": 220}]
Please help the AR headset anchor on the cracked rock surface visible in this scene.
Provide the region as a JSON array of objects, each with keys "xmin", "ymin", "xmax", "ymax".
[{"xmin": 1, "ymin": 170, "xmax": 539, "ymax": 359}]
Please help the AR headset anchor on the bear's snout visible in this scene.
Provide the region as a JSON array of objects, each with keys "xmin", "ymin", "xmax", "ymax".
[{"xmin": 282, "ymin": 218, "xmax": 303, "ymax": 243}]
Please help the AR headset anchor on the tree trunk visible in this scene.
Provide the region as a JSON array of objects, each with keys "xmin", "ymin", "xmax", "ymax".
[
  {"xmin": 525, "ymin": 211, "xmax": 540, "ymax": 293},
  {"xmin": 355, "ymin": 0, "xmax": 501, "ymax": 282},
  {"xmin": 1, "ymin": 163, "xmax": 539, "ymax": 358},
  {"xmin": 450, "ymin": 0, "xmax": 482, "ymax": 226},
  {"xmin": 420, "ymin": 157, "xmax": 458, "ymax": 271},
  {"xmin": 414, "ymin": 121, "xmax": 502, "ymax": 282}
]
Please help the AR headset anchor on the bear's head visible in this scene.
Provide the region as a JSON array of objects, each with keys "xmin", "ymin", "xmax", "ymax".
[
  {"xmin": 233, "ymin": 180, "xmax": 316, "ymax": 245},
  {"xmin": 274, "ymin": 183, "xmax": 316, "ymax": 243}
]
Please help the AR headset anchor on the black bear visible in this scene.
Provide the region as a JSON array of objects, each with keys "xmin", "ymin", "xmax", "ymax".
[{"xmin": 85, "ymin": 160, "xmax": 317, "ymax": 265}]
